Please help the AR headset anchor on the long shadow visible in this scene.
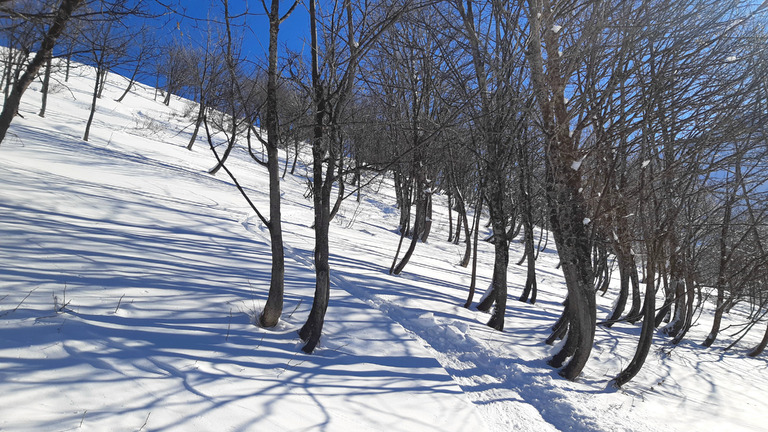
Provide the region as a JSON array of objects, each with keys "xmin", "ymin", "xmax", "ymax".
[{"xmin": 1, "ymin": 131, "xmax": 473, "ymax": 431}]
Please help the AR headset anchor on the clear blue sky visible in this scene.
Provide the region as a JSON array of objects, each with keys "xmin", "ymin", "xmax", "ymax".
[{"xmin": 148, "ymin": 0, "xmax": 310, "ymax": 60}]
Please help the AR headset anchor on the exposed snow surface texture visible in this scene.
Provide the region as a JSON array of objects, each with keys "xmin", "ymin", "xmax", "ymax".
[{"xmin": 1, "ymin": 62, "xmax": 767, "ymax": 432}]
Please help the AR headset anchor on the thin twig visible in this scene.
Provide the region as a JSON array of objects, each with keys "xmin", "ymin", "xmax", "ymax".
[
  {"xmin": 79, "ymin": 409, "xmax": 87, "ymax": 428},
  {"xmin": 114, "ymin": 294, "xmax": 125, "ymax": 314},
  {"xmin": 137, "ymin": 412, "xmax": 151, "ymax": 432},
  {"xmin": 0, "ymin": 286, "xmax": 38, "ymax": 318}
]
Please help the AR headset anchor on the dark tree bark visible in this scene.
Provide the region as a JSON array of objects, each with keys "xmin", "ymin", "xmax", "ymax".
[
  {"xmin": 116, "ymin": 55, "xmax": 143, "ymax": 103},
  {"xmin": 37, "ymin": 53, "xmax": 52, "ymax": 118},
  {"xmin": 299, "ymin": 0, "xmax": 329, "ymax": 353},
  {"xmin": 518, "ymin": 140, "xmax": 538, "ymax": 304},
  {"xmin": 613, "ymin": 251, "xmax": 657, "ymax": 387},
  {"xmin": 187, "ymin": 102, "xmax": 206, "ymax": 150},
  {"xmin": 258, "ymin": 0, "xmax": 295, "ymax": 328},
  {"xmin": 464, "ymin": 195, "xmax": 483, "ymax": 308},
  {"xmin": 703, "ymin": 195, "xmax": 733, "ymax": 347},
  {"xmin": 748, "ymin": 322, "xmax": 768, "ymax": 357},
  {"xmin": 0, "ymin": 0, "xmax": 83, "ymax": 145},
  {"xmin": 83, "ymin": 62, "xmax": 104, "ymax": 142},
  {"xmin": 525, "ymin": 0, "xmax": 596, "ymax": 380},
  {"xmin": 458, "ymin": 190, "xmax": 472, "ymax": 266},
  {"xmin": 392, "ymin": 170, "xmax": 427, "ymax": 275},
  {"xmin": 208, "ymin": 121, "xmax": 237, "ymax": 175}
]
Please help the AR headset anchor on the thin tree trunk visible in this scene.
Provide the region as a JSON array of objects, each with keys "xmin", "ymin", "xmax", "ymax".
[
  {"xmin": 208, "ymin": 122, "xmax": 237, "ymax": 175},
  {"xmin": 613, "ymin": 252, "xmax": 657, "ymax": 387},
  {"xmin": 486, "ymin": 228, "xmax": 509, "ymax": 331},
  {"xmin": 299, "ymin": 0, "xmax": 329, "ymax": 353},
  {"xmin": 187, "ymin": 102, "xmax": 205, "ymax": 150},
  {"xmin": 703, "ymin": 198, "xmax": 733, "ymax": 347},
  {"xmin": 748, "ymin": 322, "xmax": 768, "ymax": 357},
  {"xmin": 97, "ymin": 69, "xmax": 107, "ymax": 98},
  {"xmin": 605, "ymin": 249, "xmax": 630, "ymax": 327},
  {"xmin": 38, "ymin": 53, "xmax": 52, "ymax": 117},
  {"xmin": 257, "ymin": 0, "xmax": 290, "ymax": 328},
  {"xmin": 464, "ymin": 195, "xmax": 483, "ymax": 308},
  {"xmin": 83, "ymin": 64, "xmax": 102, "ymax": 142},
  {"xmin": 447, "ymin": 189, "xmax": 454, "ymax": 243},
  {"xmin": 116, "ymin": 60, "xmax": 142, "ymax": 103},
  {"xmin": 392, "ymin": 174, "xmax": 425, "ymax": 275}
]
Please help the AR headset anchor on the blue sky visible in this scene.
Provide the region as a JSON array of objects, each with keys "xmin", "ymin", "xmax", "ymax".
[{"xmin": 149, "ymin": 0, "xmax": 310, "ymax": 60}]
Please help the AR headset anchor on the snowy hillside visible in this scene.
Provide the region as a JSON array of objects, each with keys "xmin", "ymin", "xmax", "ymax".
[{"xmin": 1, "ymin": 61, "xmax": 766, "ymax": 432}]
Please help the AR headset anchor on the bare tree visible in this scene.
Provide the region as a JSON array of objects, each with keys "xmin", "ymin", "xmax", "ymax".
[{"xmin": 0, "ymin": 0, "xmax": 84, "ymax": 144}]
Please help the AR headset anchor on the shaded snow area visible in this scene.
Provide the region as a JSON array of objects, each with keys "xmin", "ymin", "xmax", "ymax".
[{"xmin": 2, "ymin": 63, "xmax": 767, "ymax": 432}]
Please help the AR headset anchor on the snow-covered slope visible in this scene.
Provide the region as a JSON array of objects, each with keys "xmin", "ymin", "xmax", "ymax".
[{"xmin": 1, "ymin": 61, "xmax": 766, "ymax": 431}]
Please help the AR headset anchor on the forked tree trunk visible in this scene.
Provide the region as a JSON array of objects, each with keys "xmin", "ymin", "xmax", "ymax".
[
  {"xmin": 392, "ymin": 173, "xmax": 426, "ymax": 275},
  {"xmin": 476, "ymin": 183, "xmax": 510, "ymax": 330},
  {"xmin": 525, "ymin": 0, "xmax": 595, "ymax": 380}
]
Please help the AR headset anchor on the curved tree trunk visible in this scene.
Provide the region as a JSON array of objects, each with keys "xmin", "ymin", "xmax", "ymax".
[
  {"xmin": 613, "ymin": 254, "xmax": 656, "ymax": 387},
  {"xmin": 748, "ymin": 322, "xmax": 768, "ymax": 357},
  {"xmin": 605, "ymin": 249, "xmax": 630, "ymax": 327},
  {"xmin": 392, "ymin": 174, "xmax": 425, "ymax": 275},
  {"xmin": 187, "ymin": 102, "xmax": 206, "ymax": 150},
  {"xmin": 525, "ymin": 0, "xmax": 596, "ymax": 380}
]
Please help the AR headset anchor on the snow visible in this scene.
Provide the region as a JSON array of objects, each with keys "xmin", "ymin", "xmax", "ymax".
[
  {"xmin": 642, "ymin": 159, "xmax": 651, "ymax": 168},
  {"xmin": 1, "ymin": 60, "xmax": 767, "ymax": 432},
  {"xmin": 571, "ymin": 155, "xmax": 586, "ymax": 171},
  {"xmin": 551, "ymin": 24, "xmax": 562, "ymax": 34}
]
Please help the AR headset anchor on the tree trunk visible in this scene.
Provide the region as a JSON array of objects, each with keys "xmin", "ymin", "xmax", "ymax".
[
  {"xmin": 464, "ymin": 195, "xmax": 483, "ymax": 308},
  {"xmin": 613, "ymin": 252, "xmax": 657, "ymax": 387},
  {"xmin": 38, "ymin": 53, "xmax": 52, "ymax": 118},
  {"xmin": 525, "ymin": 0, "xmax": 595, "ymax": 380},
  {"xmin": 748, "ymin": 322, "xmax": 768, "ymax": 357},
  {"xmin": 187, "ymin": 102, "xmax": 206, "ymax": 150},
  {"xmin": 0, "ymin": 0, "xmax": 84, "ymax": 145},
  {"xmin": 392, "ymin": 172, "xmax": 426, "ymax": 275},
  {"xmin": 518, "ymin": 189, "xmax": 538, "ymax": 304},
  {"xmin": 447, "ymin": 189, "xmax": 454, "ymax": 243},
  {"xmin": 83, "ymin": 64, "xmax": 102, "ymax": 142},
  {"xmin": 258, "ymin": 0, "xmax": 288, "ymax": 328},
  {"xmin": 485, "ymin": 228, "xmax": 509, "ymax": 331},
  {"xmin": 299, "ymin": 0, "xmax": 330, "ymax": 353},
  {"xmin": 703, "ymin": 198, "xmax": 733, "ymax": 347},
  {"xmin": 459, "ymin": 192, "xmax": 473, "ymax": 267},
  {"xmin": 208, "ymin": 124, "xmax": 237, "ymax": 175},
  {"xmin": 605, "ymin": 249, "xmax": 630, "ymax": 327},
  {"xmin": 476, "ymin": 183, "xmax": 509, "ymax": 328},
  {"xmin": 116, "ymin": 60, "xmax": 141, "ymax": 103},
  {"xmin": 97, "ymin": 69, "xmax": 107, "ymax": 98}
]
